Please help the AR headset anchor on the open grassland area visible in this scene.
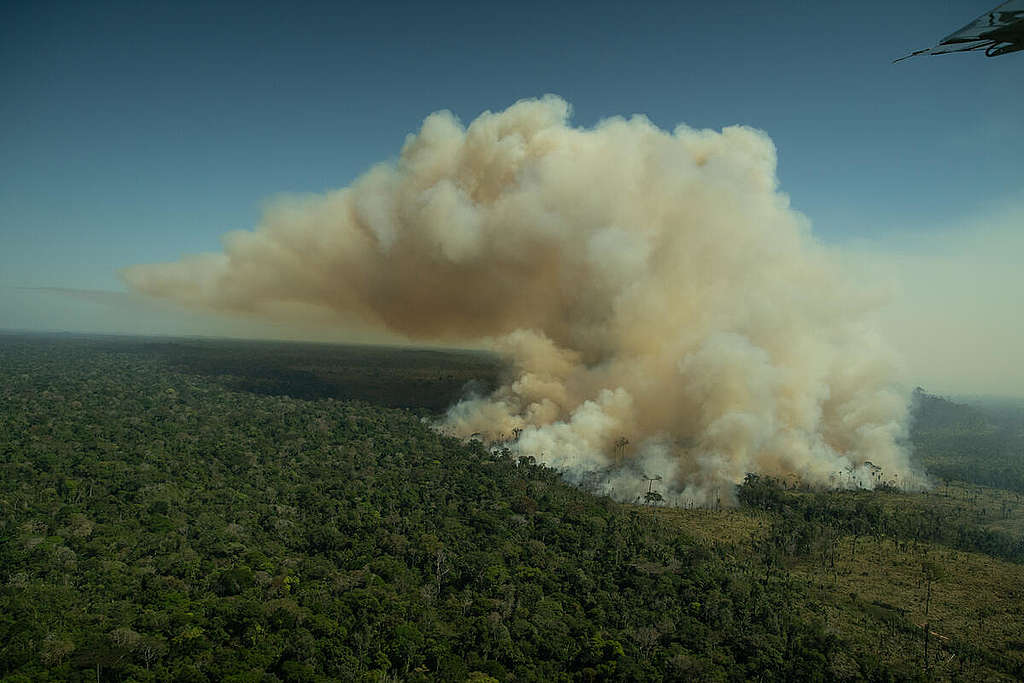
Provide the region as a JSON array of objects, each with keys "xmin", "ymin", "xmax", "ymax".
[
  {"xmin": 651, "ymin": 492, "xmax": 1024, "ymax": 681},
  {"xmin": 879, "ymin": 483, "xmax": 1024, "ymax": 538},
  {"xmin": 1, "ymin": 333, "xmax": 1022, "ymax": 681}
]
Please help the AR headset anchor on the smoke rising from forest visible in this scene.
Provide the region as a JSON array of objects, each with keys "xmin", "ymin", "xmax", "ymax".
[{"xmin": 124, "ymin": 96, "xmax": 922, "ymax": 503}]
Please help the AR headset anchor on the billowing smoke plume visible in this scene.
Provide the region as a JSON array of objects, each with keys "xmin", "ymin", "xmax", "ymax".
[{"xmin": 124, "ymin": 96, "xmax": 922, "ymax": 503}]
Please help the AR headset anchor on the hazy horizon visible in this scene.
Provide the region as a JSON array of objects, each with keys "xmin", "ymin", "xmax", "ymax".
[{"xmin": 6, "ymin": 325, "xmax": 1023, "ymax": 407}]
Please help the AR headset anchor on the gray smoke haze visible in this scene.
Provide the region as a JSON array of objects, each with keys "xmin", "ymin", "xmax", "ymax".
[
  {"xmin": 124, "ymin": 96, "xmax": 923, "ymax": 503},
  {"xmin": 847, "ymin": 202, "xmax": 1024, "ymax": 400}
]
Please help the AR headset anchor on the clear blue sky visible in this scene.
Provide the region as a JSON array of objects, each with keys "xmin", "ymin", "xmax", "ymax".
[{"xmin": 2, "ymin": 0, "xmax": 1022, "ymax": 381}]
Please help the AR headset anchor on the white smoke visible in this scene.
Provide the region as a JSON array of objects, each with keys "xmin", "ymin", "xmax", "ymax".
[{"xmin": 124, "ymin": 96, "xmax": 922, "ymax": 503}]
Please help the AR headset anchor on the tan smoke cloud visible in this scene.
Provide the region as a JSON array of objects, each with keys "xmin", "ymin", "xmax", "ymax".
[{"xmin": 124, "ymin": 95, "xmax": 922, "ymax": 503}]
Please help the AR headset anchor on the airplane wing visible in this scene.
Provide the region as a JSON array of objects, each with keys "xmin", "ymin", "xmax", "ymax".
[{"xmin": 896, "ymin": 0, "xmax": 1024, "ymax": 61}]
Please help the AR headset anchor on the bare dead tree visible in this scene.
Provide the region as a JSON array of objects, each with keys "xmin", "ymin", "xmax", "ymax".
[{"xmin": 642, "ymin": 475, "xmax": 663, "ymax": 505}]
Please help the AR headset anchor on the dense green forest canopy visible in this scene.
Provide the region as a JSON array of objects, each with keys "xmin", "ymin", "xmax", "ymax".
[
  {"xmin": 1, "ymin": 334, "xmax": 1022, "ymax": 681},
  {"xmin": 0, "ymin": 335, "xmax": 833, "ymax": 681}
]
